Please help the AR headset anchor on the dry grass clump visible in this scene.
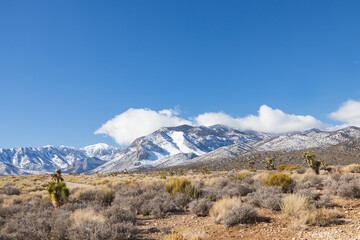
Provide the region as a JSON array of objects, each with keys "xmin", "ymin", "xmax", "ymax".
[
  {"xmin": 281, "ymin": 194, "xmax": 342, "ymax": 229},
  {"xmin": 210, "ymin": 196, "xmax": 258, "ymax": 227},
  {"xmin": 165, "ymin": 178, "xmax": 201, "ymax": 198},
  {"xmin": 71, "ymin": 208, "xmax": 106, "ymax": 227},
  {"xmin": 341, "ymin": 164, "xmax": 360, "ymax": 173}
]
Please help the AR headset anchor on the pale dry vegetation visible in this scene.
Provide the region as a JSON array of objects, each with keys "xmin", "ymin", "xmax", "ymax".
[{"xmin": 0, "ymin": 164, "xmax": 359, "ymax": 239}]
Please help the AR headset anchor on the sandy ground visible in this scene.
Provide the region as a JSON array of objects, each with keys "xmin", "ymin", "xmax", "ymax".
[{"xmin": 137, "ymin": 198, "xmax": 360, "ymax": 240}]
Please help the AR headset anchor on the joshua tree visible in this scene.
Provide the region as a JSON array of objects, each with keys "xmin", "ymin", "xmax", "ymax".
[
  {"xmin": 265, "ymin": 157, "xmax": 275, "ymax": 171},
  {"xmin": 302, "ymin": 152, "xmax": 324, "ymax": 174},
  {"xmin": 248, "ymin": 160, "xmax": 255, "ymax": 169},
  {"xmin": 51, "ymin": 169, "xmax": 64, "ymax": 183},
  {"xmin": 47, "ymin": 169, "xmax": 69, "ymax": 207}
]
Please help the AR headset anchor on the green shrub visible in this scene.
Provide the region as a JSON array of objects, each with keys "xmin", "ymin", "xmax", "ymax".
[
  {"xmin": 164, "ymin": 178, "xmax": 200, "ymax": 198},
  {"xmin": 46, "ymin": 181, "xmax": 69, "ymax": 207},
  {"xmin": 46, "ymin": 169, "xmax": 69, "ymax": 207},
  {"xmin": 263, "ymin": 172, "xmax": 294, "ymax": 192}
]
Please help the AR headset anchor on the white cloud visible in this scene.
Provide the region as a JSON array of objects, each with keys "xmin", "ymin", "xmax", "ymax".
[
  {"xmin": 95, "ymin": 108, "xmax": 191, "ymax": 145},
  {"xmin": 195, "ymin": 105, "xmax": 324, "ymax": 133},
  {"xmin": 96, "ymin": 105, "xmax": 325, "ymax": 146},
  {"xmin": 329, "ymin": 100, "xmax": 360, "ymax": 126}
]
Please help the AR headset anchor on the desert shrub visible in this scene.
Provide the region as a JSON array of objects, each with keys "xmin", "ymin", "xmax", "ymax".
[
  {"xmin": 246, "ymin": 186, "xmax": 282, "ymax": 211},
  {"xmin": 294, "ymin": 188, "xmax": 330, "ymax": 208},
  {"xmin": 0, "ymin": 184, "xmax": 21, "ymax": 195},
  {"xmin": 209, "ymin": 196, "xmax": 258, "ymax": 227},
  {"xmin": 296, "ymin": 168, "xmax": 307, "ymax": 174},
  {"xmin": 337, "ymin": 180, "xmax": 360, "ymax": 198},
  {"xmin": 263, "ymin": 172, "xmax": 294, "ymax": 192},
  {"xmin": 165, "ymin": 178, "xmax": 200, "ymax": 198},
  {"xmin": 201, "ymin": 186, "xmax": 223, "ymax": 201},
  {"xmin": 0, "ymin": 211, "xmax": 53, "ymax": 239},
  {"xmin": 189, "ymin": 198, "xmax": 213, "ymax": 216},
  {"xmin": 341, "ymin": 164, "xmax": 360, "ymax": 173},
  {"xmin": 139, "ymin": 194, "xmax": 174, "ymax": 218},
  {"xmin": 301, "ymin": 173, "xmax": 324, "ymax": 190},
  {"xmin": 173, "ymin": 193, "xmax": 192, "ymax": 211},
  {"xmin": 69, "ymin": 220, "xmax": 137, "ymax": 240},
  {"xmin": 307, "ymin": 207, "xmax": 344, "ymax": 227},
  {"xmin": 277, "ymin": 164, "xmax": 300, "ymax": 171},
  {"xmin": 325, "ymin": 174, "xmax": 360, "ymax": 199},
  {"xmin": 73, "ymin": 188, "xmax": 97, "ymax": 202},
  {"xmin": 96, "ymin": 188, "xmax": 115, "ymax": 206},
  {"xmin": 223, "ymin": 182, "xmax": 254, "ymax": 197},
  {"xmin": 105, "ymin": 205, "xmax": 136, "ymax": 225},
  {"xmin": 69, "ymin": 208, "xmax": 137, "ymax": 240},
  {"xmin": 228, "ymin": 171, "xmax": 251, "ymax": 181}
]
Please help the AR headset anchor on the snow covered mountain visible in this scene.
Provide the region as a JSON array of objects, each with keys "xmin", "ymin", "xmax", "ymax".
[
  {"xmin": 253, "ymin": 126, "xmax": 360, "ymax": 152},
  {"xmin": 89, "ymin": 125, "xmax": 270, "ymax": 173},
  {"xmin": 1, "ymin": 126, "xmax": 360, "ymax": 175},
  {"xmin": 0, "ymin": 143, "xmax": 122, "ymax": 175},
  {"xmin": 181, "ymin": 126, "xmax": 360, "ymax": 169}
]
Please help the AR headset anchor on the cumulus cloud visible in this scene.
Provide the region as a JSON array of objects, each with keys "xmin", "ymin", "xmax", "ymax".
[
  {"xmin": 195, "ymin": 105, "xmax": 324, "ymax": 133},
  {"xmin": 329, "ymin": 100, "xmax": 360, "ymax": 127},
  {"xmin": 96, "ymin": 105, "xmax": 325, "ymax": 146},
  {"xmin": 95, "ymin": 108, "xmax": 191, "ymax": 145}
]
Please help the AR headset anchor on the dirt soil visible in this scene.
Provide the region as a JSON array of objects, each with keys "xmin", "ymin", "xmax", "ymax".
[{"xmin": 138, "ymin": 198, "xmax": 360, "ymax": 240}]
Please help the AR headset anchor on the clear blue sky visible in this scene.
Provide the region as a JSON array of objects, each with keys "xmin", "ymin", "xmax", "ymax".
[{"xmin": 1, "ymin": 0, "xmax": 359, "ymax": 148}]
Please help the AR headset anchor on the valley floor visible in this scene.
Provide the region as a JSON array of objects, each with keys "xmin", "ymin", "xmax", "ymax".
[
  {"xmin": 138, "ymin": 197, "xmax": 360, "ymax": 240},
  {"xmin": 0, "ymin": 165, "xmax": 359, "ymax": 240}
]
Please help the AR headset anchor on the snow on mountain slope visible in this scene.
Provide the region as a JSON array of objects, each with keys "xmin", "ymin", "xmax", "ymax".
[
  {"xmin": 0, "ymin": 144, "xmax": 122, "ymax": 175},
  {"xmin": 179, "ymin": 126, "xmax": 360, "ymax": 169},
  {"xmin": 2, "ymin": 126, "xmax": 360, "ymax": 176},
  {"xmin": 254, "ymin": 126, "xmax": 360, "ymax": 152},
  {"xmin": 82, "ymin": 143, "xmax": 123, "ymax": 161},
  {"xmin": 90, "ymin": 124, "xmax": 269, "ymax": 173}
]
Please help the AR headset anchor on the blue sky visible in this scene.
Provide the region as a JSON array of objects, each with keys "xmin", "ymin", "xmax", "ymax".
[{"xmin": 1, "ymin": 0, "xmax": 360, "ymax": 148}]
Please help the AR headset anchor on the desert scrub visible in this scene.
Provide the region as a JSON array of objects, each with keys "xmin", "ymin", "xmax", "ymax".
[
  {"xmin": 341, "ymin": 164, "xmax": 360, "ymax": 173},
  {"xmin": 210, "ymin": 196, "xmax": 258, "ymax": 227},
  {"xmin": 281, "ymin": 194, "xmax": 343, "ymax": 228},
  {"xmin": 277, "ymin": 164, "xmax": 300, "ymax": 171},
  {"xmin": 263, "ymin": 172, "xmax": 294, "ymax": 192},
  {"xmin": 189, "ymin": 198, "xmax": 213, "ymax": 216},
  {"xmin": 0, "ymin": 183, "xmax": 21, "ymax": 195},
  {"xmin": 246, "ymin": 186, "xmax": 283, "ymax": 211},
  {"xmin": 228, "ymin": 171, "xmax": 251, "ymax": 181},
  {"xmin": 325, "ymin": 174, "xmax": 360, "ymax": 199},
  {"xmin": 165, "ymin": 178, "xmax": 200, "ymax": 198}
]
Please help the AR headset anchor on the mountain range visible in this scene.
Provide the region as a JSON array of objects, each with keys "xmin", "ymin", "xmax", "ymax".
[{"xmin": 0, "ymin": 125, "xmax": 359, "ymax": 175}]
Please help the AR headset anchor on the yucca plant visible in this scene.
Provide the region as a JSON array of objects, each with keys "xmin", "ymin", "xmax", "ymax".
[
  {"xmin": 302, "ymin": 152, "xmax": 325, "ymax": 174},
  {"xmin": 265, "ymin": 157, "xmax": 275, "ymax": 170},
  {"xmin": 47, "ymin": 169, "xmax": 69, "ymax": 207}
]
